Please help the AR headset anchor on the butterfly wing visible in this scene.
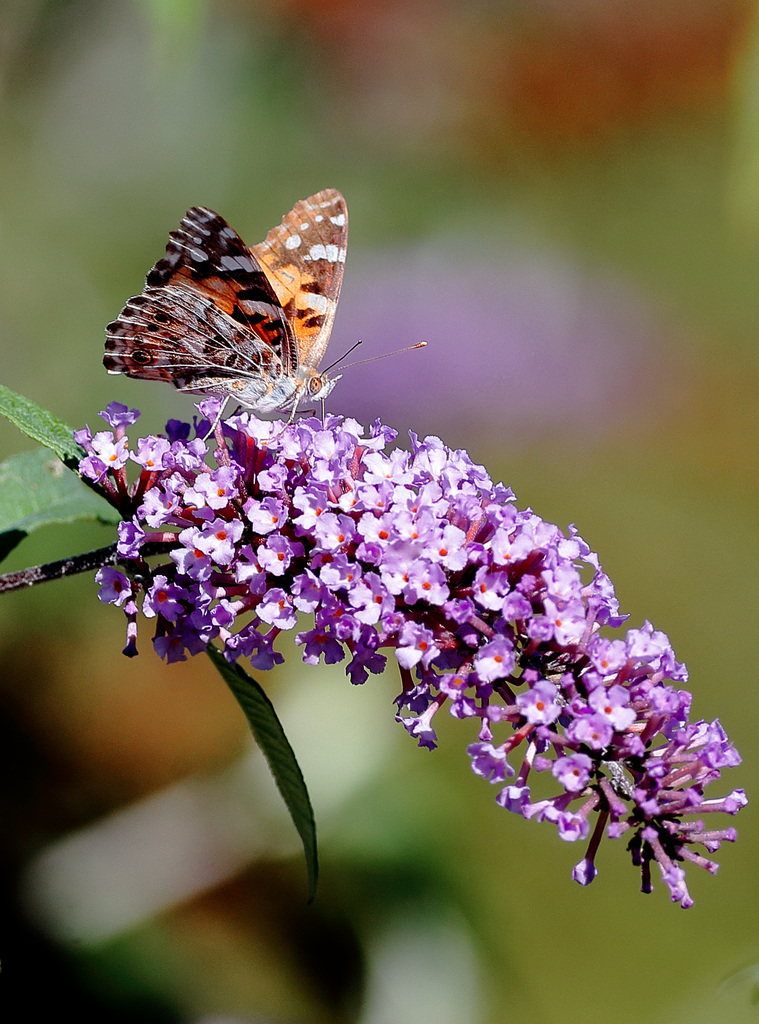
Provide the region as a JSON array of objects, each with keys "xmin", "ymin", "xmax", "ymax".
[
  {"xmin": 250, "ymin": 189, "xmax": 348, "ymax": 375},
  {"xmin": 104, "ymin": 207, "xmax": 298, "ymax": 408}
]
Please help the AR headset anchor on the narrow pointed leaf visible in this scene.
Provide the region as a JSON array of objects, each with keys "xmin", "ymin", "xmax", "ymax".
[
  {"xmin": 0, "ymin": 384, "xmax": 83, "ymax": 470},
  {"xmin": 206, "ymin": 645, "xmax": 318, "ymax": 899}
]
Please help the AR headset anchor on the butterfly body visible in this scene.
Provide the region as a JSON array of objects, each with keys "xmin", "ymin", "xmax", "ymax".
[{"xmin": 104, "ymin": 190, "xmax": 347, "ymax": 415}]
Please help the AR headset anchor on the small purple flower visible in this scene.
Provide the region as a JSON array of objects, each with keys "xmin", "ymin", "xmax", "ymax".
[
  {"xmin": 587, "ymin": 636, "xmax": 629, "ymax": 675},
  {"xmin": 170, "ymin": 543, "xmax": 214, "ymax": 582},
  {"xmin": 566, "ymin": 712, "xmax": 614, "ymax": 751},
  {"xmin": 572, "ymin": 856, "xmax": 599, "ymax": 886},
  {"xmin": 165, "ymin": 418, "xmax": 190, "ymax": 443},
  {"xmin": 192, "ymin": 517, "xmax": 245, "ymax": 567},
  {"xmin": 490, "ymin": 526, "xmax": 534, "ymax": 566},
  {"xmin": 468, "ymin": 742, "xmax": 514, "ymax": 784},
  {"xmin": 348, "ymin": 572, "xmax": 394, "ymax": 625},
  {"xmin": 153, "ymin": 626, "xmax": 203, "ymax": 663},
  {"xmin": 170, "ymin": 437, "xmax": 207, "ymax": 473},
  {"xmin": 587, "ymin": 683, "xmax": 636, "ymax": 731},
  {"xmin": 184, "ymin": 465, "xmax": 239, "ymax": 509},
  {"xmin": 257, "ymin": 534, "xmax": 304, "ymax": 576},
  {"xmin": 142, "ymin": 574, "xmax": 186, "ymax": 621},
  {"xmin": 79, "ymin": 454, "xmax": 110, "ymax": 484},
  {"xmin": 291, "ymin": 569, "xmax": 326, "ymax": 612},
  {"xmin": 139, "ymin": 481, "xmax": 181, "ymax": 528},
  {"xmin": 555, "ymin": 810, "xmax": 590, "ymax": 842},
  {"xmin": 397, "ymin": 703, "xmax": 440, "ymax": 750},
  {"xmin": 542, "ymin": 597, "xmax": 589, "ymax": 646},
  {"xmin": 95, "ymin": 566, "xmax": 132, "ymax": 606},
  {"xmin": 89, "ymin": 431, "xmax": 129, "ymax": 470},
  {"xmin": 296, "ymin": 627, "xmax": 345, "ymax": 666},
  {"xmin": 99, "ymin": 402, "xmax": 140, "ymax": 428},
  {"xmin": 258, "ymin": 587, "xmax": 297, "ymax": 629},
  {"xmin": 292, "ymin": 487, "xmax": 329, "ymax": 529},
  {"xmin": 74, "ymin": 424, "xmax": 94, "ymax": 450},
  {"xmin": 396, "ymin": 620, "xmax": 440, "ymax": 670},
  {"xmin": 626, "ymin": 622, "xmax": 672, "ymax": 661},
  {"xmin": 474, "ymin": 636, "xmax": 516, "ymax": 683},
  {"xmin": 312, "ymin": 512, "xmax": 357, "ymax": 551},
  {"xmin": 319, "ymin": 553, "xmax": 362, "ymax": 593},
  {"xmin": 401, "ymin": 559, "xmax": 449, "ymax": 606},
  {"xmin": 131, "ymin": 435, "xmax": 171, "ymax": 471},
  {"xmin": 427, "ymin": 523, "xmax": 467, "ymax": 571},
  {"xmin": 226, "ymin": 624, "xmax": 284, "ymax": 669},
  {"xmin": 496, "ymin": 784, "xmax": 531, "ymax": 815},
  {"xmin": 346, "ymin": 630, "xmax": 387, "ymax": 684},
  {"xmin": 116, "ymin": 520, "xmax": 146, "ymax": 559},
  {"xmin": 472, "ymin": 567, "xmax": 511, "ymax": 612},
  {"xmin": 245, "ymin": 496, "xmax": 288, "ymax": 534},
  {"xmin": 516, "ymin": 681, "xmax": 561, "ymax": 726},
  {"xmin": 552, "ymin": 753, "xmax": 593, "ymax": 794},
  {"xmin": 356, "ymin": 510, "xmax": 394, "ymax": 546}
]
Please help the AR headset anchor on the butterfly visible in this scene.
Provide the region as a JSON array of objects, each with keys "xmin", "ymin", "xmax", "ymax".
[{"xmin": 104, "ymin": 189, "xmax": 348, "ymax": 418}]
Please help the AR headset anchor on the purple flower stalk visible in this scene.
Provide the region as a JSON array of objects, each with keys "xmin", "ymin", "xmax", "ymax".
[{"xmin": 77, "ymin": 399, "xmax": 746, "ymax": 907}]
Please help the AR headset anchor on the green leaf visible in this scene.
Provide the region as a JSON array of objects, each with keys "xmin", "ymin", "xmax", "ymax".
[
  {"xmin": 206, "ymin": 645, "xmax": 319, "ymax": 900},
  {"xmin": 0, "ymin": 383, "xmax": 83, "ymax": 470},
  {"xmin": 0, "ymin": 448, "xmax": 120, "ymax": 563}
]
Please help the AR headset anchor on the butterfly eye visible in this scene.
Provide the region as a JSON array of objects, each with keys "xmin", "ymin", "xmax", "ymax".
[{"xmin": 308, "ymin": 376, "xmax": 325, "ymax": 396}]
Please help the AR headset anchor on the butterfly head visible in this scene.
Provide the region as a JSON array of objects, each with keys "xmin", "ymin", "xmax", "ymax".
[{"xmin": 300, "ymin": 368, "xmax": 341, "ymax": 405}]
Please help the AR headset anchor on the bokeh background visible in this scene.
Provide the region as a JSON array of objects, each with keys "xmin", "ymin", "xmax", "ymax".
[{"xmin": 1, "ymin": 1, "xmax": 758, "ymax": 1021}]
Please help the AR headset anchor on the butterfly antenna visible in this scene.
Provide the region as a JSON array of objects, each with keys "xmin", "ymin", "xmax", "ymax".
[
  {"xmin": 322, "ymin": 339, "xmax": 364, "ymax": 375},
  {"xmin": 332, "ymin": 341, "xmax": 427, "ymax": 373}
]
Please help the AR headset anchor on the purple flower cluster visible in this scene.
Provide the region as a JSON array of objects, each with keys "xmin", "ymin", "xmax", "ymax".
[{"xmin": 76, "ymin": 400, "xmax": 746, "ymax": 907}]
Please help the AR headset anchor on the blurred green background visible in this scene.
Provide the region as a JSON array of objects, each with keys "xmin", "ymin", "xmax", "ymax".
[{"xmin": 1, "ymin": 1, "xmax": 758, "ymax": 1021}]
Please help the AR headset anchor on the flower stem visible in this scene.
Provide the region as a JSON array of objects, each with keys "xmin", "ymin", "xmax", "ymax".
[{"xmin": 0, "ymin": 540, "xmax": 176, "ymax": 593}]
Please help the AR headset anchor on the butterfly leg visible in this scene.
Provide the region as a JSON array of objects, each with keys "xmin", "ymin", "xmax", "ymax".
[{"xmin": 201, "ymin": 397, "xmax": 231, "ymax": 442}]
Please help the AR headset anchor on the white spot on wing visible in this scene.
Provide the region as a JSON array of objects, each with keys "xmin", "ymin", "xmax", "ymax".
[
  {"xmin": 220, "ymin": 254, "xmax": 254, "ymax": 271},
  {"xmin": 306, "ymin": 243, "xmax": 344, "ymax": 262},
  {"xmin": 305, "ymin": 292, "xmax": 330, "ymax": 313},
  {"xmin": 285, "ymin": 234, "xmax": 301, "ymax": 249},
  {"xmin": 330, "ymin": 213, "xmax": 346, "ymax": 226}
]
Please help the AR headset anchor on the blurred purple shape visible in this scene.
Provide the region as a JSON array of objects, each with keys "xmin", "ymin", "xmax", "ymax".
[{"xmin": 331, "ymin": 244, "xmax": 681, "ymax": 442}]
